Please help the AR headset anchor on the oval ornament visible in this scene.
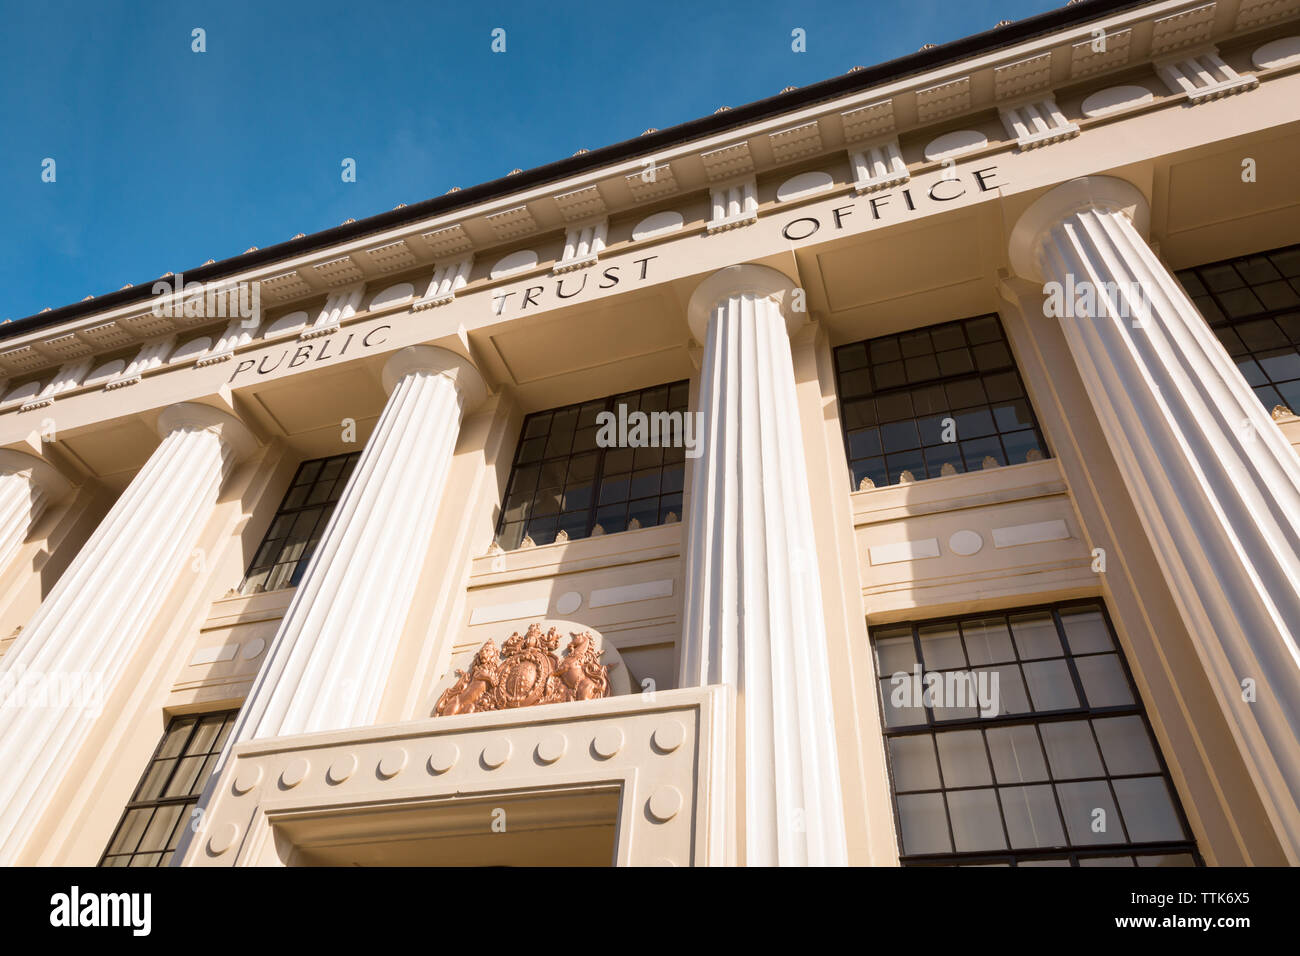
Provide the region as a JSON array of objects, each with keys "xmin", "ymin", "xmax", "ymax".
[
  {"xmin": 85, "ymin": 359, "xmax": 127, "ymax": 386},
  {"xmin": 169, "ymin": 336, "xmax": 212, "ymax": 364},
  {"xmin": 428, "ymin": 742, "xmax": 459, "ymax": 774},
  {"xmin": 652, "ymin": 720, "xmax": 686, "ymax": 753},
  {"xmin": 1253, "ymin": 36, "xmax": 1300, "ymax": 70},
  {"xmin": 327, "ymin": 754, "xmax": 358, "ymax": 785},
  {"xmin": 648, "ymin": 786, "xmax": 683, "ymax": 822},
  {"xmin": 370, "ymin": 282, "xmax": 414, "ymax": 309},
  {"xmin": 631, "ymin": 211, "xmax": 684, "ymax": 241},
  {"xmin": 280, "ymin": 757, "xmax": 309, "ymax": 789},
  {"xmin": 949, "ymin": 530, "xmax": 984, "ymax": 556},
  {"xmin": 208, "ymin": 823, "xmax": 240, "ymax": 855},
  {"xmin": 776, "ymin": 171, "xmax": 834, "ymax": 202},
  {"xmin": 1080, "ymin": 85, "xmax": 1154, "ymax": 117},
  {"xmin": 232, "ymin": 765, "xmax": 262, "ymax": 795},
  {"xmin": 536, "ymin": 733, "xmax": 567, "ymax": 764},
  {"xmin": 378, "ymin": 748, "xmax": 408, "ymax": 779},
  {"xmin": 265, "ymin": 310, "xmax": 308, "ymax": 337},
  {"xmin": 923, "ymin": 129, "xmax": 987, "ymax": 162},
  {"xmin": 593, "ymin": 726, "xmax": 624, "ymax": 759},
  {"xmin": 489, "ymin": 250, "xmax": 538, "ymax": 279},
  {"xmin": 482, "ymin": 739, "xmax": 512, "ymax": 769}
]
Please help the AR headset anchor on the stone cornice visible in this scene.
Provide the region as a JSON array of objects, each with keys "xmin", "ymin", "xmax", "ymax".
[
  {"xmin": 1, "ymin": 0, "xmax": 1296, "ymax": 394},
  {"xmin": 0, "ymin": 58, "xmax": 1295, "ymax": 451}
]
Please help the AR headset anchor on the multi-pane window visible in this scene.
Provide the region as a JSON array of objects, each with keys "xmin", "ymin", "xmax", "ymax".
[
  {"xmin": 834, "ymin": 314, "xmax": 1049, "ymax": 491},
  {"xmin": 1176, "ymin": 243, "xmax": 1300, "ymax": 416},
  {"xmin": 495, "ymin": 381, "xmax": 689, "ymax": 549},
  {"xmin": 872, "ymin": 601, "xmax": 1199, "ymax": 867},
  {"xmin": 240, "ymin": 452, "xmax": 360, "ymax": 594},
  {"xmin": 100, "ymin": 711, "xmax": 238, "ymax": 867}
]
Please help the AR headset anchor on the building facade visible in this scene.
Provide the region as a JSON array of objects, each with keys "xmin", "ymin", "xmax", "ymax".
[{"xmin": 0, "ymin": 0, "xmax": 1298, "ymax": 867}]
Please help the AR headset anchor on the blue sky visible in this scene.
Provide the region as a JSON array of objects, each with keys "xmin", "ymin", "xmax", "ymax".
[{"xmin": 0, "ymin": 0, "xmax": 1064, "ymax": 322}]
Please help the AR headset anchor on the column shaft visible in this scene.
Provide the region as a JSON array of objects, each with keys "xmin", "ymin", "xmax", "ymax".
[
  {"xmin": 1013, "ymin": 176, "xmax": 1300, "ymax": 859},
  {"xmin": 682, "ymin": 265, "xmax": 848, "ymax": 866},
  {"xmin": 0, "ymin": 405, "xmax": 251, "ymax": 863},
  {"xmin": 228, "ymin": 347, "xmax": 485, "ymax": 744}
]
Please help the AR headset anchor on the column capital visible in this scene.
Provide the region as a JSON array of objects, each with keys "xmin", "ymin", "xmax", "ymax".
[
  {"xmin": 1008, "ymin": 175, "xmax": 1151, "ymax": 282},
  {"xmin": 0, "ymin": 449, "xmax": 74, "ymax": 503},
  {"xmin": 382, "ymin": 346, "xmax": 487, "ymax": 412},
  {"xmin": 687, "ymin": 263, "xmax": 803, "ymax": 343},
  {"xmin": 157, "ymin": 402, "xmax": 259, "ymax": 462}
]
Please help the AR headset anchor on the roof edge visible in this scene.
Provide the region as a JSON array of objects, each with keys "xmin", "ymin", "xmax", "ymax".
[{"xmin": 4, "ymin": 0, "xmax": 1150, "ymax": 340}]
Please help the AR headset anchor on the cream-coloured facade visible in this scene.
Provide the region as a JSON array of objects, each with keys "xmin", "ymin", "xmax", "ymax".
[{"xmin": 1, "ymin": 0, "xmax": 1299, "ymax": 867}]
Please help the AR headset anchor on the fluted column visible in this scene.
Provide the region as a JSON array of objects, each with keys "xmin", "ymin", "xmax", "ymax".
[
  {"xmin": 0, "ymin": 450, "xmax": 73, "ymax": 577},
  {"xmin": 681, "ymin": 264, "xmax": 848, "ymax": 866},
  {"xmin": 225, "ymin": 346, "xmax": 487, "ymax": 746},
  {"xmin": 1010, "ymin": 175, "xmax": 1300, "ymax": 861},
  {"xmin": 0, "ymin": 403, "xmax": 256, "ymax": 863}
]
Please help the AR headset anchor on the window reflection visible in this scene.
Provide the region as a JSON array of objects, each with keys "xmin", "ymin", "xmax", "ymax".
[{"xmin": 874, "ymin": 602, "xmax": 1199, "ymax": 866}]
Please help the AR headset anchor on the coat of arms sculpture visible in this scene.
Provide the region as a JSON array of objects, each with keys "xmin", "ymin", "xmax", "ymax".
[{"xmin": 435, "ymin": 623, "xmax": 611, "ymax": 716}]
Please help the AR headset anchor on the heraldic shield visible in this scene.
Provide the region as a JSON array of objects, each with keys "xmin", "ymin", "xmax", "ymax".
[{"xmin": 435, "ymin": 622, "xmax": 616, "ymax": 716}]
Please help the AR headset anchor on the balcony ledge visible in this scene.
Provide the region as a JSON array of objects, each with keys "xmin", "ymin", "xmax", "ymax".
[{"xmin": 187, "ymin": 685, "xmax": 730, "ymax": 867}]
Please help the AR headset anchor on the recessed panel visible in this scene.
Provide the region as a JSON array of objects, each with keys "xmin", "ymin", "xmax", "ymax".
[
  {"xmin": 254, "ymin": 367, "xmax": 387, "ymax": 435},
  {"xmin": 817, "ymin": 219, "xmax": 984, "ymax": 313},
  {"xmin": 491, "ymin": 292, "xmax": 685, "ymax": 384},
  {"xmin": 62, "ymin": 418, "xmax": 159, "ymax": 478},
  {"xmin": 1165, "ymin": 130, "xmax": 1300, "ymax": 235}
]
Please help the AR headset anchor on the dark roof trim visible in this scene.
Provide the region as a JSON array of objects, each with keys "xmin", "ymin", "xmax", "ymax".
[{"xmin": 6, "ymin": 0, "xmax": 1152, "ymax": 339}]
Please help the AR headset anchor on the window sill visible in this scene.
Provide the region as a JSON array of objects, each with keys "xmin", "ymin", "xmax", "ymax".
[
  {"xmin": 469, "ymin": 521, "xmax": 682, "ymax": 587},
  {"xmin": 203, "ymin": 587, "xmax": 297, "ymax": 630},
  {"xmin": 851, "ymin": 457, "xmax": 1066, "ymax": 527},
  {"xmin": 1276, "ymin": 410, "xmax": 1300, "ymax": 452}
]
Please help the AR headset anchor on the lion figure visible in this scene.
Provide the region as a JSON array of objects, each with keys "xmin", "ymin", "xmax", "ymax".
[
  {"xmin": 547, "ymin": 631, "xmax": 610, "ymax": 702},
  {"xmin": 435, "ymin": 639, "xmax": 501, "ymax": 716}
]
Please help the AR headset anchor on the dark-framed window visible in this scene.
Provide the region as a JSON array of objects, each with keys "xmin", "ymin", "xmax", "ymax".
[
  {"xmin": 240, "ymin": 452, "xmax": 360, "ymax": 594},
  {"xmin": 834, "ymin": 314, "xmax": 1050, "ymax": 491},
  {"xmin": 99, "ymin": 710, "xmax": 238, "ymax": 867},
  {"xmin": 872, "ymin": 600, "xmax": 1199, "ymax": 867},
  {"xmin": 1176, "ymin": 243, "xmax": 1300, "ymax": 415},
  {"xmin": 495, "ymin": 381, "xmax": 689, "ymax": 549}
]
